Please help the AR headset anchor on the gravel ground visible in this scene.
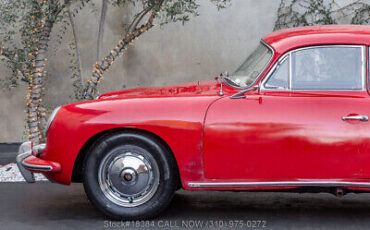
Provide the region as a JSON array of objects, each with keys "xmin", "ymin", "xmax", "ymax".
[
  {"xmin": 0, "ymin": 163, "xmax": 47, "ymax": 182},
  {"xmin": 0, "ymin": 144, "xmax": 46, "ymax": 182}
]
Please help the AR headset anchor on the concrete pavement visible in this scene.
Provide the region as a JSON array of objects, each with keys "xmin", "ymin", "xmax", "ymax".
[
  {"xmin": 1, "ymin": 183, "xmax": 370, "ymax": 229},
  {"xmin": 0, "ymin": 143, "xmax": 19, "ymax": 165}
]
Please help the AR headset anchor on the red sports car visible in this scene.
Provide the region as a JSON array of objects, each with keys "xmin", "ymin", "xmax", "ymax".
[{"xmin": 17, "ymin": 25, "xmax": 370, "ymax": 219}]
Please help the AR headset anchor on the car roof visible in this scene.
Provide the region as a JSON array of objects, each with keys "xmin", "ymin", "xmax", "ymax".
[{"xmin": 263, "ymin": 25, "xmax": 370, "ymax": 54}]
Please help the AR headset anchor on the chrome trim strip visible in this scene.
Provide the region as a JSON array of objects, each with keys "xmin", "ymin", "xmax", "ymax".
[
  {"xmin": 262, "ymin": 54, "xmax": 290, "ymax": 91},
  {"xmin": 260, "ymin": 45, "xmax": 367, "ymax": 92},
  {"xmin": 342, "ymin": 115, "xmax": 369, "ymax": 122},
  {"xmin": 102, "ymin": 95, "xmax": 119, "ymax": 99},
  {"xmin": 289, "ymin": 53, "xmax": 292, "ymax": 89},
  {"xmin": 188, "ymin": 181, "xmax": 370, "ymax": 188},
  {"xmin": 22, "ymin": 161, "xmax": 53, "ymax": 172},
  {"xmin": 261, "ymin": 52, "xmax": 290, "ymax": 91},
  {"xmin": 362, "ymin": 46, "xmax": 366, "ymax": 89}
]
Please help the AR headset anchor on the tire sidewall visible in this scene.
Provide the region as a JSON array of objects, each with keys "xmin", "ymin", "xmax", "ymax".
[{"xmin": 83, "ymin": 132, "xmax": 177, "ymax": 220}]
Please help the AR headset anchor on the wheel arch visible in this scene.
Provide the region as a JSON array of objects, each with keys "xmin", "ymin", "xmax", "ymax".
[{"xmin": 71, "ymin": 127, "xmax": 181, "ymax": 188}]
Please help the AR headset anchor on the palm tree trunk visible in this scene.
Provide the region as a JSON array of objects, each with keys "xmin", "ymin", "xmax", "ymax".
[{"xmin": 27, "ymin": 20, "xmax": 53, "ymax": 144}]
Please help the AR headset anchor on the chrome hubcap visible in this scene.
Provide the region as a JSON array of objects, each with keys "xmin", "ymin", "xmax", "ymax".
[{"xmin": 98, "ymin": 150, "xmax": 159, "ymax": 207}]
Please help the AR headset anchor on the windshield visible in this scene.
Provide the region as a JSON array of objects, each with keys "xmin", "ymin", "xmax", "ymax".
[{"xmin": 227, "ymin": 42, "xmax": 273, "ymax": 88}]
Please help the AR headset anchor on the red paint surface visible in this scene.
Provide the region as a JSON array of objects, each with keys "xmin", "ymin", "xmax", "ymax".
[
  {"xmin": 42, "ymin": 92, "xmax": 224, "ymax": 185},
  {"xmin": 36, "ymin": 25, "xmax": 370, "ymax": 191},
  {"xmin": 263, "ymin": 25, "xmax": 370, "ymax": 56},
  {"xmin": 204, "ymin": 91, "xmax": 370, "ymax": 179}
]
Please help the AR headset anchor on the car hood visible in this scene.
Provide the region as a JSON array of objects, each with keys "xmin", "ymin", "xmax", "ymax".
[{"xmin": 98, "ymin": 80, "xmax": 236, "ymax": 99}]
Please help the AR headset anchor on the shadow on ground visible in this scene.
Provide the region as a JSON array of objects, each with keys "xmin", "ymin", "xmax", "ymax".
[{"xmin": 1, "ymin": 183, "xmax": 370, "ymax": 229}]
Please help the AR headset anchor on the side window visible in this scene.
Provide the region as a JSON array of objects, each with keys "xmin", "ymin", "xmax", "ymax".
[
  {"xmin": 265, "ymin": 56, "xmax": 289, "ymax": 89},
  {"xmin": 291, "ymin": 47, "xmax": 364, "ymax": 90}
]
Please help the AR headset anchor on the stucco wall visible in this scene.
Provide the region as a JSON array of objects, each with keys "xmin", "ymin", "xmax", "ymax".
[{"xmin": 0, "ymin": 0, "xmax": 280, "ymax": 142}]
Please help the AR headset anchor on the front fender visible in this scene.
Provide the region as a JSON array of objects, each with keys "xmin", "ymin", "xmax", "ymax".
[{"xmin": 41, "ymin": 96, "xmax": 218, "ymax": 186}]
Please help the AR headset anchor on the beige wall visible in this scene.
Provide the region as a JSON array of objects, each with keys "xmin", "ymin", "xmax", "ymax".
[{"xmin": 0, "ymin": 0, "xmax": 280, "ymax": 142}]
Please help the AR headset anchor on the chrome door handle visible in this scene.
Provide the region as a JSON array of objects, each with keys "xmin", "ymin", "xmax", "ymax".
[{"xmin": 342, "ymin": 115, "xmax": 369, "ymax": 122}]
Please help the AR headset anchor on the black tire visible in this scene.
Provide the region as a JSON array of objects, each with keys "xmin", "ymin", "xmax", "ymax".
[{"xmin": 82, "ymin": 132, "xmax": 178, "ymax": 220}]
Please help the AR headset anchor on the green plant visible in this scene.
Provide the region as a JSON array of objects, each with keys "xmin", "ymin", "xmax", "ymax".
[
  {"xmin": 274, "ymin": 0, "xmax": 369, "ymax": 31},
  {"xmin": 0, "ymin": 0, "xmax": 90, "ymax": 144}
]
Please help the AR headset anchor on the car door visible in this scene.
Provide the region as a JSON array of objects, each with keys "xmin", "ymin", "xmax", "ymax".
[{"xmin": 203, "ymin": 45, "xmax": 370, "ymax": 180}]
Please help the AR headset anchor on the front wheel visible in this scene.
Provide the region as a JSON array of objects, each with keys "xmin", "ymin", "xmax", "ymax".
[{"xmin": 83, "ymin": 132, "xmax": 178, "ymax": 220}]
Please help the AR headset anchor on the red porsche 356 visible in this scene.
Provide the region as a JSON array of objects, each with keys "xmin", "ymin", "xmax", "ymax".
[{"xmin": 17, "ymin": 25, "xmax": 370, "ymax": 219}]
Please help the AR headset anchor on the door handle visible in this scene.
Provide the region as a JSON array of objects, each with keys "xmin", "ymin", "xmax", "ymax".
[{"xmin": 342, "ymin": 115, "xmax": 369, "ymax": 122}]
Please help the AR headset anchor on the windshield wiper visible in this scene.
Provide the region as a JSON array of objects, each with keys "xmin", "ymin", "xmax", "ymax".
[{"xmin": 224, "ymin": 76, "xmax": 240, "ymax": 87}]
